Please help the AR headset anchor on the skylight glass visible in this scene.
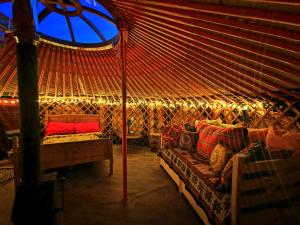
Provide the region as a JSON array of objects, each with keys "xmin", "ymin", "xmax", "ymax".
[
  {"xmin": 82, "ymin": 11, "xmax": 118, "ymax": 41},
  {"xmin": 69, "ymin": 16, "xmax": 102, "ymax": 43},
  {"xmin": 0, "ymin": 0, "xmax": 119, "ymax": 48},
  {"xmin": 0, "ymin": 2, "xmax": 12, "ymax": 19},
  {"xmin": 39, "ymin": 13, "xmax": 72, "ymax": 42},
  {"xmin": 37, "ymin": 1, "xmax": 46, "ymax": 14}
]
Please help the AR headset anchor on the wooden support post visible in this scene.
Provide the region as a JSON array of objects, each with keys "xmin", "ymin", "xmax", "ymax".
[
  {"xmin": 13, "ymin": 0, "xmax": 40, "ymax": 185},
  {"xmin": 16, "ymin": 43, "xmax": 40, "ymax": 184},
  {"xmin": 10, "ymin": 2, "xmax": 53, "ymax": 225},
  {"xmin": 118, "ymin": 19, "xmax": 128, "ymax": 202}
]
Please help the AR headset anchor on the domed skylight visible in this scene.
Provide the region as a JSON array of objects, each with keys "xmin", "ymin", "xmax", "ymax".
[{"xmin": 0, "ymin": 0, "xmax": 119, "ymax": 48}]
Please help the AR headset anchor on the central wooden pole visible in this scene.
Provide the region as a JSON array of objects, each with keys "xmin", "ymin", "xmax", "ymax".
[
  {"xmin": 119, "ymin": 21, "xmax": 128, "ymax": 203},
  {"xmin": 13, "ymin": 0, "xmax": 40, "ymax": 186},
  {"xmin": 16, "ymin": 43, "xmax": 40, "ymax": 184}
]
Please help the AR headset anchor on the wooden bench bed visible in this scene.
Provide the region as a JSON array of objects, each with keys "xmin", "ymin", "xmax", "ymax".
[
  {"xmin": 160, "ymin": 152, "xmax": 300, "ymax": 225},
  {"xmin": 40, "ymin": 114, "xmax": 113, "ymax": 173},
  {"xmin": 12, "ymin": 114, "xmax": 113, "ymax": 188}
]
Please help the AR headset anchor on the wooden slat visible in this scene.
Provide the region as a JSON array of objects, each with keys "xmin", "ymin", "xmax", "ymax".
[
  {"xmin": 131, "ymin": 21, "xmax": 300, "ymax": 100},
  {"xmin": 241, "ymin": 157, "xmax": 300, "ymax": 174},
  {"xmin": 117, "ymin": 0, "xmax": 300, "ymax": 26},
  {"xmin": 240, "ymin": 186, "xmax": 300, "ymax": 209},
  {"xmin": 131, "ymin": 28, "xmax": 254, "ymax": 99}
]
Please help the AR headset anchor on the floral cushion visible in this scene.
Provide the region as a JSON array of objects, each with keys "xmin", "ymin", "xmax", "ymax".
[
  {"xmin": 178, "ymin": 130, "xmax": 198, "ymax": 152},
  {"xmin": 210, "ymin": 144, "xmax": 232, "ymax": 176}
]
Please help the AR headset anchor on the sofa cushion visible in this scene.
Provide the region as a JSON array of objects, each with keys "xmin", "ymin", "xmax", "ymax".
[
  {"xmin": 248, "ymin": 127, "xmax": 268, "ymax": 143},
  {"xmin": 45, "ymin": 122, "xmax": 75, "ymax": 136},
  {"xmin": 159, "ymin": 148, "xmax": 231, "ymax": 225},
  {"xmin": 74, "ymin": 122, "xmax": 100, "ymax": 134},
  {"xmin": 210, "ymin": 144, "xmax": 232, "ymax": 176},
  {"xmin": 197, "ymin": 125, "xmax": 248, "ymax": 159},
  {"xmin": 206, "ymin": 118, "xmax": 223, "ymax": 126},
  {"xmin": 184, "ymin": 123, "xmax": 197, "ymax": 132},
  {"xmin": 220, "ymin": 141, "xmax": 267, "ymax": 192},
  {"xmin": 167, "ymin": 148, "xmax": 220, "ymax": 189},
  {"xmin": 266, "ymin": 126, "xmax": 300, "ymax": 151},
  {"xmin": 178, "ymin": 130, "xmax": 198, "ymax": 152},
  {"xmin": 165, "ymin": 125, "xmax": 182, "ymax": 148},
  {"xmin": 195, "ymin": 121, "xmax": 210, "ymax": 132},
  {"xmin": 196, "ymin": 124, "xmax": 223, "ymax": 159}
]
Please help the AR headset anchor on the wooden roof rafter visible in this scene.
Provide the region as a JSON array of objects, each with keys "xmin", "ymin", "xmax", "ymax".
[{"xmin": 128, "ymin": 16, "xmax": 300, "ymax": 101}]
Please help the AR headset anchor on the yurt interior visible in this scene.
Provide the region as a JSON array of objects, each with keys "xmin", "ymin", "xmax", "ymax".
[{"xmin": 0, "ymin": 1, "xmax": 300, "ymax": 225}]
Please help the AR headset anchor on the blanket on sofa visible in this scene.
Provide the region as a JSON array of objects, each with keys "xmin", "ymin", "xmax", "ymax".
[{"xmin": 160, "ymin": 148, "xmax": 231, "ymax": 225}]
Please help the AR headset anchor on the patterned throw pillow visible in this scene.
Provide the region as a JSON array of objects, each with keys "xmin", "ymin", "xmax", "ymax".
[
  {"xmin": 196, "ymin": 125, "xmax": 248, "ymax": 159},
  {"xmin": 239, "ymin": 141, "xmax": 269, "ymax": 162},
  {"xmin": 196, "ymin": 124, "xmax": 223, "ymax": 159},
  {"xmin": 221, "ymin": 127, "xmax": 249, "ymax": 153},
  {"xmin": 184, "ymin": 123, "xmax": 197, "ymax": 132},
  {"xmin": 178, "ymin": 130, "xmax": 198, "ymax": 152},
  {"xmin": 166, "ymin": 125, "xmax": 182, "ymax": 147},
  {"xmin": 220, "ymin": 141, "xmax": 266, "ymax": 192},
  {"xmin": 162, "ymin": 125, "xmax": 182, "ymax": 148},
  {"xmin": 210, "ymin": 144, "xmax": 232, "ymax": 176}
]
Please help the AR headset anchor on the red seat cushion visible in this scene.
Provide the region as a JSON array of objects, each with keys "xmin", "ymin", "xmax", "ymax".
[
  {"xmin": 45, "ymin": 122, "xmax": 75, "ymax": 136},
  {"xmin": 74, "ymin": 122, "xmax": 100, "ymax": 134}
]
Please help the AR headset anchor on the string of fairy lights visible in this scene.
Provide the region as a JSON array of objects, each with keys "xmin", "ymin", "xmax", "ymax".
[{"xmin": 0, "ymin": 97, "xmax": 269, "ymax": 110}]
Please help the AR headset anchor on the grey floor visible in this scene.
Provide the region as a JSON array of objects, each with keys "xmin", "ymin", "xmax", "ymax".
[{"xmin": 1, "ymin": 146, "xmax": 203, "ymax": 225}]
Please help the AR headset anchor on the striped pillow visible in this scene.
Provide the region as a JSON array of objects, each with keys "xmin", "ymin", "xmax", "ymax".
[{"xmin": 197, "ymin": 125, "xmax": 248, "ymax": 159}]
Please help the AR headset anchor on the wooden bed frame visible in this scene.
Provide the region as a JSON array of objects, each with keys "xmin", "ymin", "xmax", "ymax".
[
  {"xmin": 160, "ymin": 154, "xmax": 300, "ymax": 225},
  {"xmin": 40, "ymin": 114, "xmax": 113, "ymax": 173},
  {"xmin": 12, "ymin": 114, "xmax": 113, "ymax": 188}
]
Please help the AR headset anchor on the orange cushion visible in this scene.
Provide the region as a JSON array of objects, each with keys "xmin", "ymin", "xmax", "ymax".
[
  {"xmin": 266, "ymin": 126, "xmax": 300, "ymax": 150},
  {"xmin": 248, "ymin": 128, "xmax": 268, "ymax": 143}
]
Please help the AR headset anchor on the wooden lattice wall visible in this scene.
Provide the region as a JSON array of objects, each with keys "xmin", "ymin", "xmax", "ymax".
[{"xmin": 34, "ymin": 94, "xmax": 300, "ymax": 144}]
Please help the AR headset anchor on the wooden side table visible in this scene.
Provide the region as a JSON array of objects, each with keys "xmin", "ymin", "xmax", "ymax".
[{"xmin": 148, "ymin": 133, "xmax": 162, "ymax": 151}]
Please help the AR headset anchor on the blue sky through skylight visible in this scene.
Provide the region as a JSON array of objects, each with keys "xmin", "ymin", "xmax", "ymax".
[
  {"xmin": 0, "ymin": 0, "xmax": 118, "ymax": 47},
  {"xmin": 39, "ymin": 13, "xmax": 72, "ymax": 41}
]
